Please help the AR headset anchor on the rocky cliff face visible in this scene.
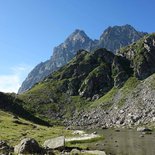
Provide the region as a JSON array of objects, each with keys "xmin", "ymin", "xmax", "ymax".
[
  {"xmin": 98, "ymin": 24, "xmax": 147, "ymax": 52},
  {"xmin": 118, "ymin": 33, "xmax": 155, "ymax": 79},
  {"xmin": 18, "ymin": 25, "xmax": 146, "ymax": 94}
]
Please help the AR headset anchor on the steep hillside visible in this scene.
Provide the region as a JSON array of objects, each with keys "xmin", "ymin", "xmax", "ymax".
[
  {"xmin": 18, "ymin": 33, "xmax": 155, "ymax": 128},
  {"xmin": 18, "ymin": 25, "xmax": 146, "ymax": 94},
  {"xmin": 0, "ymin": 92, "xmax": 50, "ymax": 126},
  {"xmin": 18, "ymin": 48, "xmax": 131, "ymax": 124},
  {"xmin": 68, "ymin": 74, "xmax": 155, "ymax": 128},
  {"xmin": 118, "ymin": 33, "xmax": 155, "ymax": 79}
]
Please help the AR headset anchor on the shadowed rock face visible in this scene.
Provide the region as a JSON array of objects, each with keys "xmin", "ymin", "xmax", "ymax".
[
  {"xmin": 18, "ymin": 25, "xmax": 146, "ymax": 94},
  {"xmin": 118, "ymin": 33, "xmax": 155, "ymax": 79}
]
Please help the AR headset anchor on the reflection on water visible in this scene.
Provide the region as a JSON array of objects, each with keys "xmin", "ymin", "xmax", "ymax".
[{"xmin": 87, "ymin": 129, "xmax": 155, "ymax": 155}]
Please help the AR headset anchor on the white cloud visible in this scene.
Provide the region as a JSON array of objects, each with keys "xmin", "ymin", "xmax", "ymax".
[
  {"xmin": 0, "ymin": 75, "xmax": 20, "ymax": 93},
  {"xmin": 0, "ymin": 65, "xmax": 32, "ymax": 93}
]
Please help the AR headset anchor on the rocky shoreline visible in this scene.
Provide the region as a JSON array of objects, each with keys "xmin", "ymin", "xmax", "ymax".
[
  {"xmin": 0, "ymin": 130, "xmax": 106, "ymax": 155},
  {"xmin": 1, "ymin": 127, "xmax": 153, "ymax": 155}
]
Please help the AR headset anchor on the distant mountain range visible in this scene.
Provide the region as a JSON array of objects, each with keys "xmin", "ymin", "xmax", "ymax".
[{"xmin": 18, "ymin": 24, "xmax": 147, "ymax": 93}]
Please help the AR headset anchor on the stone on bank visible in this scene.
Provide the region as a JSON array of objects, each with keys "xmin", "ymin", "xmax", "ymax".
[
  {"xmin": 14, "ymin": 138, "xmax": 42, "ymax": 154},
  {"xmin": 43, "ymin": 136, "xmax": 65, "ymax": 150}
]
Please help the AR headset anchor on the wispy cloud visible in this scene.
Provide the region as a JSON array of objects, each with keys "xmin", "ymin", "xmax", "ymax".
[{"xmin": 0, "ymin": 64, "xmax": 32, "ymax": 93}]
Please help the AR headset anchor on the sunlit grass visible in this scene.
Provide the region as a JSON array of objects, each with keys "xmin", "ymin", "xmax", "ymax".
[{"xmin": 0, "ymin": 110, "xmax": 72, "ymax": 146}]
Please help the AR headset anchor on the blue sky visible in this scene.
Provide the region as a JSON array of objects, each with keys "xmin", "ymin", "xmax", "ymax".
[{"xmin": 0, "ymin": 0, "xmax": 155, "ymax": 93}]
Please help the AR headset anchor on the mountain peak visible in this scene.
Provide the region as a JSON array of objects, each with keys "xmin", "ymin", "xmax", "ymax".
[
  {"xmin": 102, "ymin": 24, "xmax": 138, "ymax": 34},
  {"xmin": 98, "ymin": 24, "xmax": 147, "ymax": 52},
  {"xmin": 67, "ymin": 29, "xmax": 90, "ymax": 42},
  {"xmin": 124, "ymin": 24, "xmax": 134, "ymax": 28},
  {"xmin": 74, "ymin": 29, "xmax": 85, "ymax": 34}
]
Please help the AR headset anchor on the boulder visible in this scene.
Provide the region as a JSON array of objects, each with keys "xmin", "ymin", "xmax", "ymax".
[
  {"xmin": 14, "ymin": 138, "xmax": 42, "ymax": 154},
  {"xmin": 70, "ymin": 148, "xmax": 81, "ymax": 155},
  {"xmin": 43, "ymin": 136, "xmax": 65, "ymax": 150},
  {"xmin": 137, "ymin": 127, "xmax": 152, "ymax": 132}
]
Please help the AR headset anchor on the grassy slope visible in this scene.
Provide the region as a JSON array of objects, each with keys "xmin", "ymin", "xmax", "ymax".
[
  {"xmin": 0, "ymin": 110, "xmax": 72, "ymax": 146},
  {"xmin": 0, "ymin": 110, "xmax": 104, "ymax": 153},
  {"xmin": 0, "ymin": 92, "xmax": 50, "ymax": 126},
  {"xmin": 19, "ymin": 81, "xmax": 91, "ymax": 123}
]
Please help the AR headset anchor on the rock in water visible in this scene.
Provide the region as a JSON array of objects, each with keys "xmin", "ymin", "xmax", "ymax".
[
  {"xmin": 14, "ymin": 138, "xmax": 42, "ymax": 154},
  {"xmin": 43, "ymin": 136, "xmax": 65, "ymax": 150}
]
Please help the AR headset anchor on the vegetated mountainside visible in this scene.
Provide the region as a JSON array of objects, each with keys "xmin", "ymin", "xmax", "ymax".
[
  {"xmin": 18, "ymin": 48, "xmax": 119, "ymax": 123},
  {"xmin": 18, "ymin": 25, "xmax": 146, "ymax": 94},
  {"xmin": 69, "ymin": 33, "xmax": 155, "ymax": 128},
  {"xmin": 18, "ymin": 33, "xmax": 155, "ymax": 128},
  {"xmin": 0, "ymin": 92, "xmax": 50, "ymax": 126}
]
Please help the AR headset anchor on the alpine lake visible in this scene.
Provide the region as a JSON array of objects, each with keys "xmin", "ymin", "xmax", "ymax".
[{"xmin": 86, "ymin": 128, "xmax": 155, "ymax": 155}]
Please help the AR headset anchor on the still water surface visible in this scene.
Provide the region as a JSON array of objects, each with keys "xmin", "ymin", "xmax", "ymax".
[{"xmin": 87, "ymin": 129, "xmax": 155, "ymax": 155}]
